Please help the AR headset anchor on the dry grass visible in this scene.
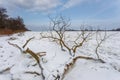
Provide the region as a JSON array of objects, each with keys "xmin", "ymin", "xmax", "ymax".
[{"xmin": 0, "ymin": 29, "xmax": 27, "ymax": 35}]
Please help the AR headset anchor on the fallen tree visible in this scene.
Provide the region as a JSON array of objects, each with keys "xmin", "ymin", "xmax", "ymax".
[{"xmin": 8, "ymin": 37, "xmax": 46, "ymax": 80}]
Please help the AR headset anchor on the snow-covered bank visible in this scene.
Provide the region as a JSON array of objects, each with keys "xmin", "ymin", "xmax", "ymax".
[{"xmin": 0, "ymin": 31, "xmax": 120, "ymax": 80}]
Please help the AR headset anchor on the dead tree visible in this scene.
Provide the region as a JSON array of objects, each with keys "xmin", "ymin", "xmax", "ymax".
[
  {"xmin": 41, "ymin": 16, "xmax": 93, "ymax": 57},
  {"xmin": 8, "ymin": 37, "xmax": 46, "ymax": 80}
]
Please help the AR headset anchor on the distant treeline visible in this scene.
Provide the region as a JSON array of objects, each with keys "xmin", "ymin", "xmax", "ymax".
[
  {"xmin": 111, "ymin": 28, "xmax": 120, "ymax": 31},
  {"xmin": 67, "ymin": 28, "xmax": 120, "ymax": 31},
  {"xmin": 0, "ymin": 7, "xmax": 28, "ymax": 32}
]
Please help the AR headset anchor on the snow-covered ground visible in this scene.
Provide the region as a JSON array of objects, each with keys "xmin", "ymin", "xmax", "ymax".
[{"xmin": 0, "ymin": 31, "xmax": 120, "ymax": 80}]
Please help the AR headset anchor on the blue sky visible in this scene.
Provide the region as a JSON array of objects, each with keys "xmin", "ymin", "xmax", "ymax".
[{"xmin": 0, "ymin": 0, "xmax": 120, "ymax": 30}]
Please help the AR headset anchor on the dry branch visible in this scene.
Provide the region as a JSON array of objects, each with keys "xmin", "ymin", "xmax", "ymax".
[
  {"xmin": 22, "ymin": 37, "xmax": 35, "ymax": 48},
  {"xmin": 24, "ymin": 48, "xmax": 45, "ymax": 80},
  {"xmin": 95, "ymin": 31, "xmax": 107, "ymax": 59},
  {"xmin": 0, "ymin": 65, "xmax": 14, "ymax": 74},
  {"xmin": 25, "ymin": 71, "xmax": 41, "ymax": 76},
  {"xmin": 36, "ymin": 52, "xmax": 46, "ymax": 57},
  {"xmin": 61, "ymin": 55, "xmax": 105, "ymax": 80},
  {"xmin": 0, "ymin": 67, "xmax": 11, "ymax": 74},
  {"xmin": 8, "ymin": 37, "xmax": 46, "ymax": 80},
  {"xmin": 24, "ymin": 48, "xmax": 40, "ymax": 63},
  {"xmin": 53, "ymin": 74, "xmax": 60, "ymax": 80},
  {"xmin": 72, "ymin": 31, "xmax": 93, "ymax": 54},
  {"xmin": 8, "ymin": 41, "xmax": 23, "ymax": 53}
]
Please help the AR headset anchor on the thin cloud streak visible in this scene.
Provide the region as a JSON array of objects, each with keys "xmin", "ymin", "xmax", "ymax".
[
  {"xmin": 62, "ymin": 0, "xmax": 84, "ymax": 9},
  {"xmin": 61, "ymin": 0, "xmax": 101, "ymax": 10}
]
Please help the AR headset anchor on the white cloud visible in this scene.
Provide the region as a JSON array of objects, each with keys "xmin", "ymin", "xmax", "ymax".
[
  {"xmin": 0, "ymin": 0, "xmax": 4, "ymax": 6},
  {"xmin": 62, "ymin": 0, "xmax": 84, "ymax": 9},
  {"xmin": 1, "ymin": 0, "xmax": 119, "ymax": 15},
  {"xmin": 62, "ymin": 0, "xmax": 104, "ymax": 10},
  {"xmin": 0, "ymin": 0, "xmax": 98, "ymax": 12},
  {"xmin": 0, "ymin": 0, "xmax": 2, "ymax": 4},
  {"xmin": 0, "ymin": 0, "xmax": 61, "ymax": 12}
]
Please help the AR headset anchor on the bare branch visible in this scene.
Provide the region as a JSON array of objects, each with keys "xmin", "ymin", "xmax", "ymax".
[
  {"xmin": 24, "ymin": 48, "xmax": 45, "ymax": 80},
  {"xmin": 8, "ymin": 38, "xmax": 46, "ymax": 80},
  {"xmin": 25, "ymin": 71, "xmax": 41, "ymax": 76},
  {"xmin": 62, "ymin": 55, "xmax": 105, "ymax": 80},
  {"xmin": 0, "ymin": 65, "xmax": 14, "ymax": 74},
  {"xmin": 8, "ymin": 41, "xmax": 23, "ymax": 53},
  {"xmin": 72, "ymin": 31, "xmax": 93, "ymax": 54},
  {"xmin": 95, "ymin": 30, "xmax": 107, "ymax": 59},
  {"xmin": 22, "ymin": 37, "xmax": 35, "ymax": 48}
]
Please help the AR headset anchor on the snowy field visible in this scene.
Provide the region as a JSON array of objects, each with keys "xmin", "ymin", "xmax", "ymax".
[{"xmin": 0, "ymin": 31, "xmax": 120, "ymax": 80}]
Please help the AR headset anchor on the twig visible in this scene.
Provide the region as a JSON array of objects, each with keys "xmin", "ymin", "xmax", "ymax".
[
  {"xmin": 25, "ymin": 71, "xmax": 41, "ymax": 76},
  {"xmin": 0, "ymin": 65, "xmax": 14, "ymax": 74}
]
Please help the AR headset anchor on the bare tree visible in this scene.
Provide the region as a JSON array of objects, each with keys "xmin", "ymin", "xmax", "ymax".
[{"xmin": 41, "ymin": 16, "xmax": 93, "ymax": 56}]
